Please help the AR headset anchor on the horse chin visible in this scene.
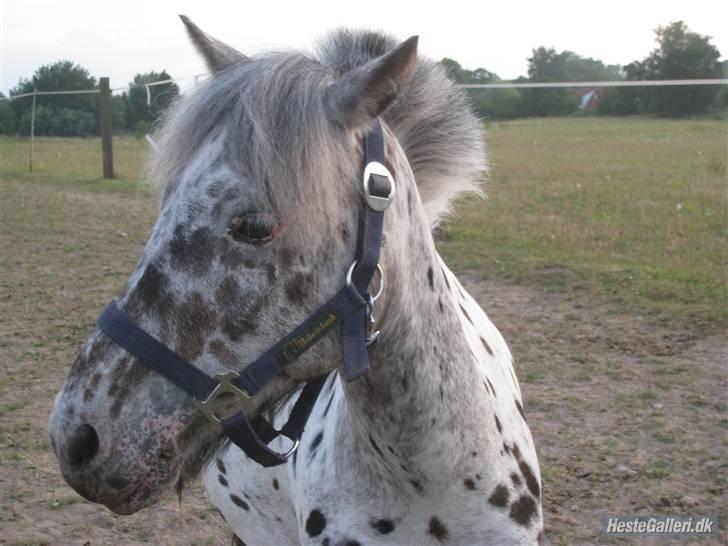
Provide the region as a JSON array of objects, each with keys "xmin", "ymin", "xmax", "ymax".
[
  {"xmin": 105, "ymin": 490, "xmax": 168, "ymax": 515},
  {"xmin": 99, "ymin": 462, "xmax": 181, "ymax": 515},
  {"xmin": 106, "ymin": 497, "xmax": 155, "ymax": 516}
]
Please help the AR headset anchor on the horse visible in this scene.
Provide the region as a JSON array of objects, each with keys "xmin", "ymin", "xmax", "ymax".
[{"xmin": 49, "ymin": 16, "xmax": 543, "ymax": 545}]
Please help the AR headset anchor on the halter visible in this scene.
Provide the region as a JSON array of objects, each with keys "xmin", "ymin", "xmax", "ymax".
[{"xmin": 96, "ymin": 120, "xmax": 393, "ymax": 467}]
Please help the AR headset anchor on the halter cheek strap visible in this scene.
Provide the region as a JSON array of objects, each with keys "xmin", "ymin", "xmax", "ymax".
[{"xmin": 96, "ymin": 119, "xmax": 393, "ymax": 467}]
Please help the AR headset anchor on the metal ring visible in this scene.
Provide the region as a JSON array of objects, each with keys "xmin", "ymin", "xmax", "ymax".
[
  {"xmin": 346, "ymin": 261, "xmax": 385, "ymax": 303},
  {"xmin": 280, "ymin": 436, "xmax": 300, "ymax": 459}
]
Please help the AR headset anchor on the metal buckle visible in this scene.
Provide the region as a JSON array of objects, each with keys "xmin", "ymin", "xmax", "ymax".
[
  {"xmin": 365, "ymin": 297, "xmax": 380, "ymax": 346},
  {"xmin": 192, "ymin": 370, "xmax": 255, "ymax": 425},
  {"xmin": 363, "ymin": 161, "xmax": 395, "ymax": 212}
]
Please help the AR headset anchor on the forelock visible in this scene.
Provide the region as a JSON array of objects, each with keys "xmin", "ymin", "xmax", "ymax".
[{"xmin": 149, "ymin": 52, "xmax": 343, "ymax": 208}]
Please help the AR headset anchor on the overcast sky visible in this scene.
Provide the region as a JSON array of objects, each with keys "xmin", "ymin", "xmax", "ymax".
[{"xmin": 2, "ymin": 0, "xmax": 726, "ymax": 95}]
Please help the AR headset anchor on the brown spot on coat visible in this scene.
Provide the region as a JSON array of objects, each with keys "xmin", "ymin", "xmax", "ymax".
[
  {"xmin": 266, "ymin": 264, "xmax": 277, "ymax": 282},
  {"xmin": 170, "ymin": 226, "xmax": 216, "ymax": 276},
  {"xmin": 220, "ymin": 248, "xmax": 248, "ymax": 269},
  {"xmin": 209, "ymin": 339, "xmax": 239, "ymax": 368},
  {"xmin": 305, "ymin": 509, "xmax": 326, "ymax": 537},
  {"xmin": 108, "ymin": 358, "xmax": 150, "ymax": 419},
  {"xmin": 519, "ymin": 459, "xmax": 541, "ymax": 498},
  {"xmin": 480, "ymin": 336, "xmax": 494, "ymax": 356},
  {"xmin": 515, "ymin": 399, "xmax": 527, "ymax": 421},
  {"xmin": 90, "ymin": 372, "xmax": 102, "ymax": 389},
  {"xmin": 509, "ymin": 495, "xmax": 538, "ymax": 526},
  {"xmin": 441, "ymin": 268, "xmax": 451, "ymax": 290},
  {"xmin": 427, "ymin": 267, "xmax": 434, "ymax": 290},
  {"xmin": 176, "ymin": 292, "xmax": 217, "ymax": 361},
  {"xmin": 464, "ymin": 478, "xmax": 476, "ymax": 490},
  {"xmin": 494, "ymin": 414, "xmax": 502, "ymax": 433},
  {"xmin": 371, "ymin": 519, "xmax": 395, "ymax": 534},
  {"xmin": 279, "ymin": 246, "xmax": 296, "ymax": 269},
  {"xmin": 489, "ymin": 484, "xmax": 509, "ymax": 507},
  {"xmin": 221, "ymin": 297, "xmax": 263, "ymax": 341},
  {"xmin": 458, "ymin": 303, "xmax": 472, "ymax": 324},
  {"xmin": 215, "ymin": 276, "xmax": 241, "ymax": 306},
  {"xmin": 83, "ymin": 371, "xmax": 104, "ymax": 401},
  {"xmin": 428, "ymin": 516, "xmax": 449, "ymax": 542},
  {"xmin": 486, "ymin": 377, "xmax": 497, "ymax": 396},
  {"xmin": 127, "ymin": 264, "xmax": 173, "ymax": 318},
  {"xmin": 285, "ymin": 272, "xmax": 314, "ymax": 305},
  {"xmin": 230, "ymin": 494, "xmax": 249, "ymax": 510}
]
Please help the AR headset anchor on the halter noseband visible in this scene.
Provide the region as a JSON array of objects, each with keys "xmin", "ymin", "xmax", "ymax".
[{"xmin": 96, "ymin": 120, "xmax": 393, "ymax": 467}]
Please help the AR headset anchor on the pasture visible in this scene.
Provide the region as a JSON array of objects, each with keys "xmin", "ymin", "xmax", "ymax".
[{"xmin": 1, "ymin": 117, "xmax": 726, "ymax": 545}]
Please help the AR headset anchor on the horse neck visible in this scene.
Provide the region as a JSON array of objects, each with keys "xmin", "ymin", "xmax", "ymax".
[{"xmin": 339, "ymin": 179, "xmax": 490, "ymax": 485}]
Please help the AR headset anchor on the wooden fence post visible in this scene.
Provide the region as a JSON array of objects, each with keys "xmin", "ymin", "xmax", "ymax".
[
  {"xmin": 28, "ymin": 90, "xmax": 37, "ymax": 173},
  {"xmin": 99, "ymin": 77, "xmax": 114, "ymax": 178}
]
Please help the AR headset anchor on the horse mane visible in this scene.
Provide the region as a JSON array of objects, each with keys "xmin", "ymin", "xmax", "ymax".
[
  {"xmin": 316, "ymin": 29, "xmax": 486, "ymax": 228},
  {"xmin": 151, "ymin": 29, "xmax": 485, "ymax": 228}
]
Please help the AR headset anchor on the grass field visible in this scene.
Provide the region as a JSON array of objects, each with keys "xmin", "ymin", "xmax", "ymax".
[
  {"xmin": 1, "ymin": 118, "xmax": 726, "ymax": 545},
  {"xmin": 1, "ymin": 135, "xmax": 148, "ymax": 182},
  {"xmin": 441, "ymin": 117, "xmax": 727, "ymax": 329}
]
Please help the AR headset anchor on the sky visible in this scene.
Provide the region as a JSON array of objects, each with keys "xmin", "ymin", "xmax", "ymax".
[{"xmin": 2, "ymin": 0, "xmax": 727, "ymax": 96}]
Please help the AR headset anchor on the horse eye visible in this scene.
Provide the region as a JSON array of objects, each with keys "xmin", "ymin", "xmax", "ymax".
[{"xmin": 228, "ymin": 213, "xmax": 278, "ymax": 244}]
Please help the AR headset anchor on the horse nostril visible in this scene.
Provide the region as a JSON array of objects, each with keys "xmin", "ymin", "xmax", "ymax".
[{"xmin": 67, "ymin": 424, "xmax": 99, "ymax": 469}]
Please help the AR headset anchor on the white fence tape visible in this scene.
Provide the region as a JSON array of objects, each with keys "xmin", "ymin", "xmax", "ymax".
[{"xmin": 460, "ymin": 79, "xmax": 728, "ymax": 89}]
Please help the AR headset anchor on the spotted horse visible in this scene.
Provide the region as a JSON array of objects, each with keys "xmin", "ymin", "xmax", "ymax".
[{"xmin": 48, "ymin": 16, "xmax": 543, "ymax": 546}]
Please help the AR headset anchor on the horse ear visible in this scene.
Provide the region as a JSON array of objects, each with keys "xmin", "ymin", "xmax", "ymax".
[
  {"xmin": 179, "ymin": 15, "xmax": 248, "ymax": 73},
  {"xmin": 325, "ymin": 36, "xmax": 419, "ymax": 129}
]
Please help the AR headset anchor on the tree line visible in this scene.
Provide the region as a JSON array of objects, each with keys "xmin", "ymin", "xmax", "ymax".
[
  {"xmin": 446, "ymin": 21, "xmax": 726, "ymax": 119},
  {"xmin": 0, "ymin": 20, "xmax": 724, "ymax": 136},
  {"xmin": 0, "ymin": 65, "xmax": 180, "ymax": 136}
]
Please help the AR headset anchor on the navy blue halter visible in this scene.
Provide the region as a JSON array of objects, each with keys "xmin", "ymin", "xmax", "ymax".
[{"xmin": 96, "ymin": 120, "xmax": 394, "ymax": 467}]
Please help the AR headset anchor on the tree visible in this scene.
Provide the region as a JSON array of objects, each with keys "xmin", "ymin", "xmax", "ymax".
[
  {"xmin": 648, "ymin": 22, "xmax": 722, "ymax": 115},
  {"xmin": 19, "ymin": 105, "xmax": 96, "ymax": 137},
  {"xmin": 125, "ymin": 71, "xmax": 179, "ymax": 130},
  {"xmin": 0, "ymin": 94, "xmax": 16, "ymax": 134},
  {"xmin": 519, "ymin": 48, "xmax": 578, "ymax": 116},
  {"xmin": 440, "ymin": 58, "xmax": 498, "ymax": 85},
  {"xmin": 439, "ymin": 58, "xmax": 511, "ymax": 118},
  {"xmin": 620, "ymin": 22, "xmax": 722, "ymax": 116},
  {"xmin": 472, "ymin": 87, "xmax": 522, "ymax": 119},
  {"xmin": 10, "ymin": 61, "xmax": 98, "ymax": 134},
  {"xmin": 10, "ymin": 61, "xmax": 98, "ymax": 136}
]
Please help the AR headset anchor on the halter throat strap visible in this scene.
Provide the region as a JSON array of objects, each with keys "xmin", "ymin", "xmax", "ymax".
[{"xmin": 96, "ymin": 119, "xmax": 393, "ymax": 467}]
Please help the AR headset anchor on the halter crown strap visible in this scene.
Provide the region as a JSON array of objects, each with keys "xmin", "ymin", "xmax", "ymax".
[{"xmin": 96, "ymin": 119, "xmax": 393, "ymax": 467}]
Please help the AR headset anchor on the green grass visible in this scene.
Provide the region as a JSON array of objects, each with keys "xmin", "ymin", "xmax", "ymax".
[
  {"xmin": 438, "ymin": 117, "xmax": 728, "ymax": 329},
  {"xmin": 1, "ymin": 135, "xmax": 148, "ymax": 182}
]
